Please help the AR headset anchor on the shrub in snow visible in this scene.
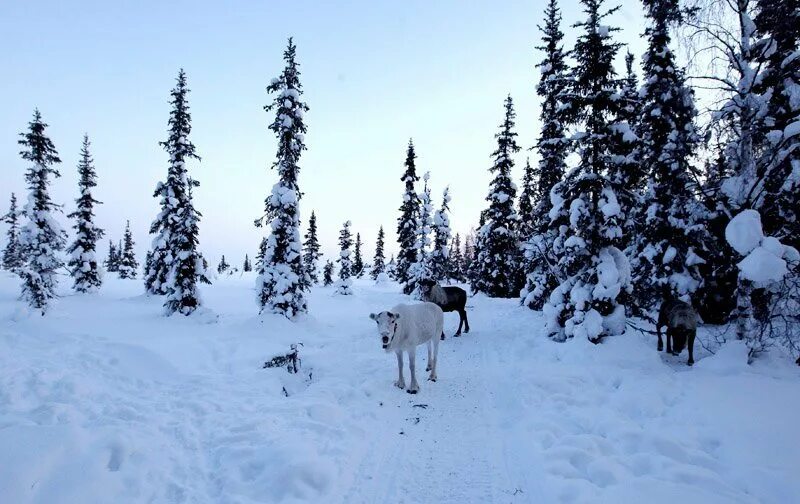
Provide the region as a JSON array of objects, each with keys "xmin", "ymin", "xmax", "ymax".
[
  {"xmin": 395, "ymin": 140, "xmax": 420, "ymax": 286},
  {"xmin": 472, "ymin": 96, "xmax": 523, "ymax": 298},
  {"xmin": 336, "ymin": 221, "xmax": 354, "ymax": 295},
  {"xmin": 725, "ymin": 209, "xmax": 800, "ymax": 361},
  {"xmin": 302, "ymin": 211, "xmax": 321, "ymax": 285},
  {"xmin": 67, "ymin": 136, "xmax": 104, "ymax": 292},
  {"xmin": 2, "ymin": 192, "xmax": 24, "ymax": 271},
  {"xmin": 371, "ymin": 226, "xmax": 386, "ymax": 280},
  {"xmin": 17, "ymin": 110, "xmax": 67, "ymax": 314},
  {"xmin": 256, "ymin": 39, "xmax": 310, "ymax": 317}
]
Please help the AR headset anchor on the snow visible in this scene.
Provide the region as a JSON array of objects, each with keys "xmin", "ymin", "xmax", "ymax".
[
  {"xmin": 737, "ymin": 246, "xmax": 789, "ymax": 283},
  {"xmin": 1, "ymin": 273, "xmax": 799, "ymax": 503},
  {"xmin": 725, "ymin": 209, "xmax": 763, "ymax": 255}
]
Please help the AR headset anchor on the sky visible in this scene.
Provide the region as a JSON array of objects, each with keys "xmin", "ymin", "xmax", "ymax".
[{"xmin": 0, "ymin": 0, "xmax": 649, "ymax": 267}]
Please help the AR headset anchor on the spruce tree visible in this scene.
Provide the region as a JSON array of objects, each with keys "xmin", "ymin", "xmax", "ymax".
[
  {"xmin": 371, "ymin": 225, "xmax": 386, "ymax": 280},
  {"xmin": 302, "ymin": 210, "xmax": 321, "ymax": 284},
  {"xmin": 2, "ymin": 193, "xmax": 24, "ymax": 271},
  {"xmin": 257, "ymin": 39, "xmax": 310, "ymax": 317},
  {"xmin": 386, "ymin": 255, "xmax": 397, "ymax": 280},
  {"xmin": 255, "ymin": 237, "xmax": 267, "ymax": 274},
  {"xmin": 429, "ymin": 186, "xmax": 452, "ymax": 282},
  {"xmin": 149, "ymin": 69, "xmax": 209, "ymax": 315},
  {"xmin": 336, "ymin": 220, "xmax": 354, "ymax": 295},
  {"xmin": 449, "ymin": 233, "xmax": 465, "ymax": 282},
  {"xmin": 395, "ymin": 140, "xmax": 420, "ymax": 285},
  {"xmin": 104, "ymin": 240, "xmax": 119, "ymax": 272},
  {"xmin": 754, "ymin": 0, "xmax": 800, "ymax": 249},
  {"xmin": 67, "ymin": 135, "xmax": 104, "ymax": 292},
  {"xmin": 217, "ymin": 255, "xmax": 230, "ymax": 274},
  {"xmin": 630, "ymin": 0, "xmax": 704, "ymax": 314},
  {"xmin": 243, "ymin": 254, "xmax": 252, "ymax": 272},
  {"xmin": 353, "ymin": 232, "xmax": 364, "ymax": 277},
  {"xmin": 406, "ymin": 172, "xmax": 434, "ymax": 296},
  {"xmin": 543, "ymin": 0, "xmax": 630, "ymax": 342},
  {"xmin": 17, "ymin": 110, "xmax": 66, "ymax": 313},
  {"xmin": 517, "ymin": 158, "xmax": 536, "ymax": 240},
  {"xmin": 323, "ymin": 260, "xmax": 335, "ymax": 286},
  {"xmin": 473, "ymin": 96, "xmax": 522, "ymax": 298},
  {"xmin": 118, "ymin": 220, "xmax": 139, "ymax": 279},
  {"xmin": 521, "ymin": 0, "xmax": 570, "ymax": 310}
]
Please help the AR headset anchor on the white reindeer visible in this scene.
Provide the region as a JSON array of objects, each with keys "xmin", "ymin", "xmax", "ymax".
[{"xmin": 369, "ymin": 302, "xmax": 443, "ymax": 394}]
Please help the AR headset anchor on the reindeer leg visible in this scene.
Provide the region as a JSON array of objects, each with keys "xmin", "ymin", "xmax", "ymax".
[
  {"xmin": 428, "ymin": 336, "xmax": 439, "ymax": 382},
  {"xmin": 688, "ymin": 331, "xmax": 695, "ymax": 366},
  {"xmin": 463, "ymin": 309, "xmax": 470, "ymax": 334},
  {"xmin": 394, "ymin": 351, "xmax": 405, "ymax": 390},
  {"xmin": 666, "ymin": 329, "xmax": 673, "ymax": 354},
  {"xmin": 657, "ymin": 325, "xmax": 663, "ymax": 352},
  {"xmin": 426, "ymin": 341, "xmax": 432, "ymax": 372},
  {"xmin": 407, "ymin": 349, "xmax": 419, "ymax": 394}
]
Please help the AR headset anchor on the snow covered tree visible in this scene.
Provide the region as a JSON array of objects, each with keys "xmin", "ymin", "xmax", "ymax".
[
  {"xmin": 449, "ymin": 233, "xmax": 465, "ymax": 282},
  {"xmin": 386, "ymin": 255, "xmax": 397, "ymax": 280},
  {"xmin": 429, "ymin": 186, "xmax": 452, "ymax": 282},
  {"xmin": 117, "ymin": 220, "xmax": 139, "ymax": 279},
  {"xmin": 104, "ymin": 240, "xmax": 119, "ymax": 272},
  {"xmin": 371, "ymin": 225, "xmax": 386, "ymax": 280},
  {"xmin": 302, "ymin": 210, "xmax": 321, "ymax": 284},
  {"xmin": 406, "ymin": 172, "xmax": 434, "ymax": 296},
  {"xmin": 630, "ymin": 0, "xmax": 705, "ymax": 315},
  {"xmin": 66, "ymin": 135, "xmax": 104, "ymax": 292},
  {"xmin": 217, "ymin": 255, "xmax": 230, "ymax": 274},
  {"xmin": 255, "ymin": 237, "xmax": 267, "ymax": 273},
  {"xmin": 322, "ymin": 260, "xmax": 335, "ymax": 286},
  {"xmin": 2, "ymin": 193, "xmax": 24, "ymax": 271},
  {"xmin": 395, "ymin": 140, "xmax": 420, "ymax": 285},
  {"xmin": 542, "ymin": 0, "xmax": 630, "ymax": 342},
  {"xmin": 353, "ymin": 232, "xmax": 364, "ymax": 277},
  {"xmin": 472, "ymin": 96, "xmax": 522, "ymax": 298},
  {"xmin": 17, "ymin": 110, "xmax": 66, "ymax": 313},
  {"xmin": 256, "ymin": 38, "xmax": 310, "ymax": 317},
  {"xmin": 146, "ymin": 69, "xmax": 209, "ymax": 314},
  {"xmin": 517, "ymin": 158, "xmax": 536, "ymax": 241},
  {"xmin": 463, "ymin": 231, "xmax": 476, "ymax": 284},
  {"xmin": 522, "ymin": 0, "xmax": 571, "ymax": 310},
  {"xmin": 336, "ymin": 220, "xmax": 354, "ymax": 295},
  {"xmin": 243, "ymin": 254, "xmax": 252, "ymax": 272}
]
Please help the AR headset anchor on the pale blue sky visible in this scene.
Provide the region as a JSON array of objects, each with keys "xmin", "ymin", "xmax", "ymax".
[{"xmin": 0, "ymin": 0, "xmax": 647, "ymax": 266}]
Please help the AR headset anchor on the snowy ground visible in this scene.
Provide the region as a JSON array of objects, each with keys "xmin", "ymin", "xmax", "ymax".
[{"xmin": 1, "ymin": 271, "xmax": 798, "ymax": 503}]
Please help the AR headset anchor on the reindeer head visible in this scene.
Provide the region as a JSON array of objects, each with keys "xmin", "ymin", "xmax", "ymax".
[{"xmin": 369, "ymin": 311, "xmax": 401, "ymax": 350}]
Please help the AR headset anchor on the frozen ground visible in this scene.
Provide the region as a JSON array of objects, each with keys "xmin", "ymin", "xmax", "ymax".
[{"xmin": 1, "ymin": 271, "xmax": 798, "ymax": 503}]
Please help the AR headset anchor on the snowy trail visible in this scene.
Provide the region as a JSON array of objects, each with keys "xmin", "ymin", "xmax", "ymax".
[{"xmin": 2, "ymin": 274, "xmax": 799, "ymax": 503}]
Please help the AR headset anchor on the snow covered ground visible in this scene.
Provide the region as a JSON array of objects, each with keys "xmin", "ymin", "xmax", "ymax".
[{"xmin": 1, "ymin": 271, "xmax": 798, "ymax": 503}]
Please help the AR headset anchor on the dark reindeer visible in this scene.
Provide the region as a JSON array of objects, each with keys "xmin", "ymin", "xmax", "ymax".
[
  {"xmin": 657, "ymin": 299, "xmax": 697, "ymax": 366},
  {"xmin": 417, "ymin": 279, "xmax": 470, "ymax": 339}
]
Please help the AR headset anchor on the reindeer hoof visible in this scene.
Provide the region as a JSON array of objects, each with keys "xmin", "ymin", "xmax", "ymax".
[
  {"xmin": 687, "ymin": 360, "xmax": 694, "ymax": 366},
  {"xmin": 394, "ymin": 381, "xmax": 405, "ymax": 389},
  {"xmin": 406, "ymin": 388, "xmax": 418, "ymax": 395},
  {"xmin": 454, "ymin": 333, "xmax": 461, "ymax": 338},
  {"xmin": 428, "ymin": 376, "xmax": 437, "ymax": 382},
  {"xmin": 440, "ymin": 334, "xmax": 445, "ymax": 341},
  {"xmin": 657, "ymin": 344, "xmax": 663, "ymax": 352}
]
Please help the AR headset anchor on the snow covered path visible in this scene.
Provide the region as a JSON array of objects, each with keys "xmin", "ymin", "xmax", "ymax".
[{"xmin": 1, "ymin": 273, "xmax": 799, "ymax": 503}]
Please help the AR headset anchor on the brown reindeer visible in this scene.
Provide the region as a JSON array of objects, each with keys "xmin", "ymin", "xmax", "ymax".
[{"xmin": 657, "ymin": 299, "xmax": 698, "ymax": 366}]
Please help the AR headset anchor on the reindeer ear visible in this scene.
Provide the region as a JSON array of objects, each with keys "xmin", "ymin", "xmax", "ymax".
[
  {"xmin": 369, "ymin": 313, "xmax": 378, "ymax": 321},
  {"xmin": 391, "ymin": 312, "xmax": 401, "ymax": 320}
]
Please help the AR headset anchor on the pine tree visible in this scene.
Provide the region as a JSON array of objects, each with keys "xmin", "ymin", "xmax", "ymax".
[
  {"xmin": 353, "ymin": 232, "xmax": 364, "ymax": 277},
  {"xmin": 255, "ymin": 237, "xmax": 268, "ymax": 273},
  {"xmin": 449, "ymin": 233, "xmax": 465, "ymax": 282},
  {"xmin": 371, "ymin": 225, "xmax": 386, "ymax": 280},
  {"xmin": 243, "ymin": 254, "xmax": 252, "ymax": 272},
  {"xmin": 386, "ymin": 255, "xmax": 397, "ymax": 280},
  {"xmin": 149, "ymin": 69, "xmax": 209, "ymax": 315},
  {"xmin": 429, "ymin": 186, "xmax": 452, "ymax": 282},
  {"xmin": 104, "ymin": 240, "xmax": 119, "ymax": 272},
  {"xmin": 463, "ymin": 231, "xmax": 476, "ymax": 284},
  {"xmin": 395, "ymin": 140, "xmax": 420, "ymax": 285},
  {"xmin": 472, "ymin": 96, "xmax": 522, "ymax": 298},
  {"xmin": 630, "ymin": 0, "xmax": 705, "ymax": 315},
  {"xmin": 302, "ymin": 210, "xmax": 321, "ymax": 284},
  {"xmin": 336, "ymin": 220, "xmax": 354, "ymax": 295},
  {"xmin": 118, "ymin": 220, "xmax": 139, "ymax": 279},
  {"xmin": 2, "ymin": 193, "xmax": 24, "ymax": 271},
  {"xmin": 543, "ymin": 0, "xmax": 630, "ymax": 342},
  {"xmin": 217, "ymin": 255, "xmax": 230, "ymax": 274},
  {"xmin": 521, "ymin": 0, "xmax": 570, "ymax": 310},
  {"xmin": 17, "ymin": 110, "xmax": 66, "ymax": 313},
  {"xmin": 406, "ymin": 172, "xmax": 434, "ymax": 296},
  {"xmin": 257, "ymin": 39, "xmax": 310, "ymax": 317},
  {"xmin": 66, "ymin": 135, "xmax": 104, "ymax": 292},
  {"xmin": 517, "ymin": 158, "xmax": 536, "ymax": 241},
  {"xmin": 323, "ymin": 260, "xmax": 335, "ymax": 286}
]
